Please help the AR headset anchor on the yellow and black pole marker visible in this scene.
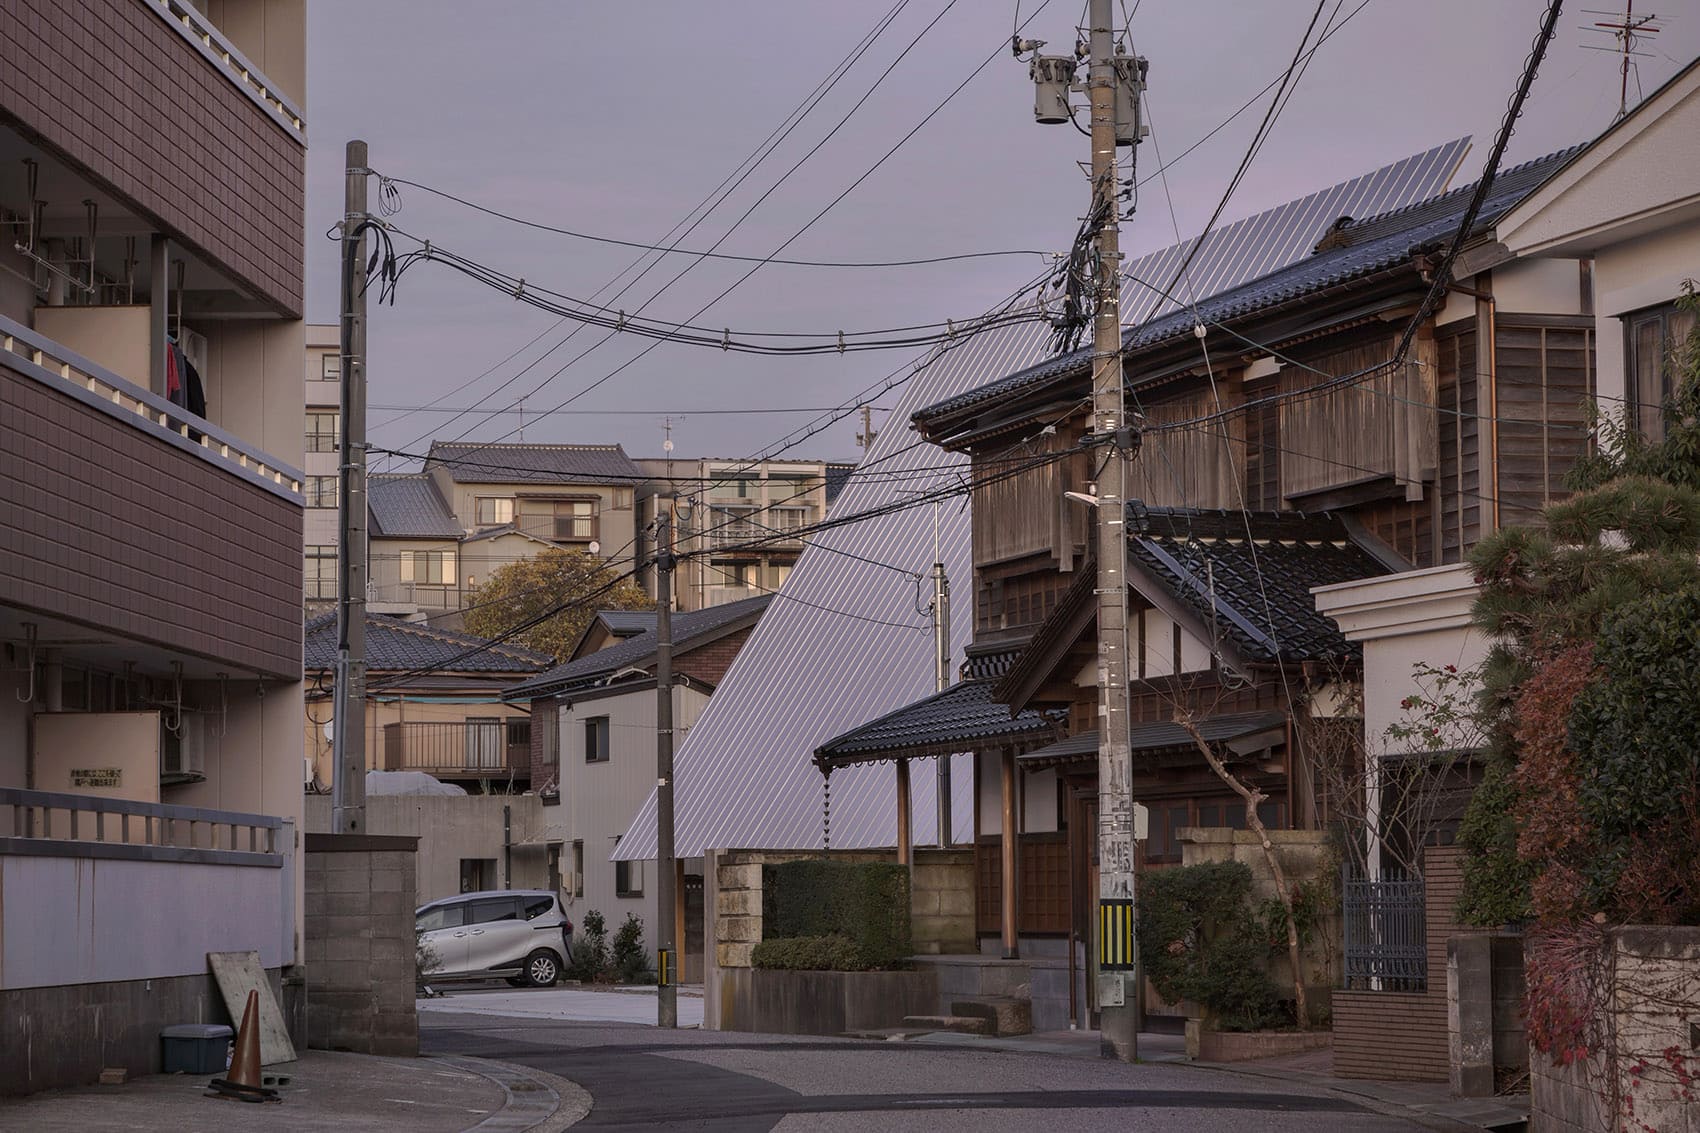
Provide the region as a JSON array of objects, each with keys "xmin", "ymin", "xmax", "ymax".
[
  {"xmin": 657, "ymin": 949, "xmax": 673, "ymax": 988},
  {"xmin": 1098, "ymin": 898, "xmax": 1136, "ymax": 971}
]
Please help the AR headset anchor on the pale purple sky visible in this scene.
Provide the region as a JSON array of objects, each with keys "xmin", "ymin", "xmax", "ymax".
[{"xmin": 302, "ymin": 2, "xmax": 1698, "ymax": 465}]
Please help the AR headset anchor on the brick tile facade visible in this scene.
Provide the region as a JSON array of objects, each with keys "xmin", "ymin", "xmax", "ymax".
[
  {"xmin": 0, "ymin": 0, "xmax": 305, "ymax": 316},
  {"xmin": 1333, "ymin": 847, "xmax": 1489, "ymax": 1082},
  {"xmin": 674, "ymin": 626, "xmax": 754, "ymax": 688},
  {"xmin": 0, "ymin": 358, "xmax": 302, "ymax": 676}
]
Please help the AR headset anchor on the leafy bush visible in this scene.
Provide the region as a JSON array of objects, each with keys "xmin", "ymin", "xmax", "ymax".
[
  {"xmin": 751, "ymin": 935, "xmax": 871, "ymax": 971},
  {"xmin": 567, "ymin": 909, "xmax": 610, "ymax": 983},
  {"xmin": 1137, "ymin": 861, "xmax": 1287, "ymax": 1032},
  {"xmin": 761, "ymin": 860, "xmax": 911, "ymax": 969},
  {"xmin": 612, "ymin": 913, "xmax": 655, "ymax": 984}
]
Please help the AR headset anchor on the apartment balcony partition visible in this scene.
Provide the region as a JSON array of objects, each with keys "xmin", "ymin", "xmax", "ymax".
[
  {"xmin": 0, "ymin": 313, "xmax": 304, "ymax": 678},
  {"xmin": 381, "ymin": 720, "xmax": 531, "ymax": 780}
]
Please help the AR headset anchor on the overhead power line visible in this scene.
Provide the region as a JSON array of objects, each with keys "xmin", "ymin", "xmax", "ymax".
[{"xmin": 375, "ymin": 174, "xmax": 1053, "ymax": 269}]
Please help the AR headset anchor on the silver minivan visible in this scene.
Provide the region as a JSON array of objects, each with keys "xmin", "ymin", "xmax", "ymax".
[{"xmin": 416, "ymin": 890, "xmax": 573, "ymax": 987}]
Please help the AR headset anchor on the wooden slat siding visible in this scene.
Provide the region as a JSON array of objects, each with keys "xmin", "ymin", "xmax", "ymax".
[
  {"xmin": 1437, "ymin": 324, "xmax": 1482, "ymax": 564},
  {"xmin": 1279, "ymin": 335, "xmax": 1435, "ymax": 500},
  {"xmin": 976, "ymin": 563, "xmax": 1071, "ymax": 636},
  {"xmin": 972, "ymin": 429, "xmax": 1075, "ymax": 567},
  {"xmin": 1494, "ymin": 320, "xmax": 1595, "ymax": 524},
  {"xmin": 1130, "ymin": 388, "xmax": 1244, "ymax": 509},
  {"xmin": 1334, "ymin": 846, "xmax": 1478, "ymax": 1082},
  {"xmin": 1358, "ymin": 497, "xmax": 1435, "ymax": 569},
  {"xmin": 975, "ymin": 834, "xmax": 1071, "ymax": 936}
]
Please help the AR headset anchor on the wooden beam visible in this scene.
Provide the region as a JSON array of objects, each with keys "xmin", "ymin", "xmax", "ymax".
[
  {"xmin": 895, "ymin": 758, "xmax": 912, "ymax": 868},
  {"xmin": 1001, "ymin": 748, "xmax": 1019, "ymax": 959}
]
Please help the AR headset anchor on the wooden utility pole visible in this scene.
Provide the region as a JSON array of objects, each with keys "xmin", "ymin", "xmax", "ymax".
[
  {"xmin": 655, "ymin": 507, "xmax": 678, "ymax": 1028},
  {"xmin": 1087, "ymin": 0, "xmax": 1138, "ymax": 1062},
  {"xmin": 332, "ymin": 139, "xmax": 370, "ymax": 835},
  {"xmin": 932, "ymin": 507, "xmax": 952, "ymax": 848}
]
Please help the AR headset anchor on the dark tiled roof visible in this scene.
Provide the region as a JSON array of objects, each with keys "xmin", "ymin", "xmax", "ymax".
[
  {"xmin": 506, "ymin": 595, "xmax": 772, "ymax": 699},
  {"xmin": 1016, "ymin": 711, "xmax": 1288, "ymax": 769},
  {"xmin": 1128, "ymin": 506, "xmax": 1396, "ymax": 664},
  {"xmin": 368, "ymin": 474, "xmax": 462, "ymax": 538},
  {"xmin": 913, "ymin": 147, "xmax": 1580, "ymax": 429},
  {"xmin": 814, "ymin": 680, "xmax": 1064, "ymax": 767},
  {"xmin": 428, "ymin": 442, "xmax": 643, "ymax": 484},
  {"xmin": 824, "ymin": 463, "xmax": 856, "ymax": 504},
  {"xmin": 304, "ymin": 613, "xmax": 554, "ymax": 676},
  {"xmin": 597, "ymin": 610, "xmax": 659, "ymax": 637},
  {"xmin": 961, "ymin": 644, "xmax": 1023, "ymax": 682}
]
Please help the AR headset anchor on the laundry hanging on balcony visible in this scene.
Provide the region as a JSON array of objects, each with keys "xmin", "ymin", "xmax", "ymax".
[{"xmin": 165, "ymin": 336, "xmax": 206, "ymax": 419}]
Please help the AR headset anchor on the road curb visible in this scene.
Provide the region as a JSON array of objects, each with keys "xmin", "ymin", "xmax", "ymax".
[{"xmin": 430, "ymin": 1053, "xmax": 593, "ymax": 1132}]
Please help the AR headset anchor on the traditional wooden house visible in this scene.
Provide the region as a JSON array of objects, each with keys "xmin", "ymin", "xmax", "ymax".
[{"xmin": 817, "ymin": 145, "xmax": 1600, "ymax": 1032}]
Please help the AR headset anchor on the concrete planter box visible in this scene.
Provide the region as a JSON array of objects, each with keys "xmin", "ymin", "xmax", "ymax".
[
  {"xmin": 718, "ymin": 968, "xmax": 938, "ymax": 1036},
  {"xmin": 1186, "ymin": 1018, "xmax": 1333, "ymax": 1062}
]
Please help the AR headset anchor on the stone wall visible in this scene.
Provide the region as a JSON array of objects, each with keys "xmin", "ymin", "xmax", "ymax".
[
  {"xmin": 303, "ymin": 833, "xmax": 419, "ymax": 1056},
  {"xmin": 704, "ymin": 847, "xmax": 975, "ymax": 1030},
  {"xmin": 1178, "ymin": 827, "xmax": 1339, "ymax": 1021},
  {"xmin": 1531, "ymin": 926, "xmax": 1700, "ymax": 1133},
  {"xmin": 1447, "ymin": 933, "xmax": 1527, "ymax": 1098}
]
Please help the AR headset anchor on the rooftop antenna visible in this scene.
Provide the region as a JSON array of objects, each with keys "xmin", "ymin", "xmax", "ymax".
[
  {"xmin": 662, "ymin": 416, "xmax": 676, "ymax": 484},
  {"xmin": 1581, "ymin": 5, "xmax": 1662, "ymax": 120}
]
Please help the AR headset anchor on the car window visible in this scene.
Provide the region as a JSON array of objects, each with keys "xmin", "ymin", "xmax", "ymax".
[
  {"xmin": 417, "ymin": 903, "xmax": 466, "ymax": 931},
  {"xmin": 470, "ymin": 897, "xmax": 522, "ymax": 924},
  {"xmin": 523, "ymin": 897, "xmax": 554, "ymax": 921}
]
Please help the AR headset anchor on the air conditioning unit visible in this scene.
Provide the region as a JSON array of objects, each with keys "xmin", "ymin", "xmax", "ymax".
[{"xmin": 161, "ymin": 713, "xmax": 205, "ymax": 778}]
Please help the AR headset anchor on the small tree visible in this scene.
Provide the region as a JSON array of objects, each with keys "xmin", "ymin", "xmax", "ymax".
[
  {"xmin": 464, "ymin": 548, "xmax": 653, "ymax": 661},
  {"xmin": 612, "ymin": 913, "xmax": 654, "ymax": 984}
]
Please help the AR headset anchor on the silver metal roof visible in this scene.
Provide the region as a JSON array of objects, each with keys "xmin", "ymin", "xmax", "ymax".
[{"xmin": 613, "ymin": 141, "xmax": 1469, "ymax": 863}]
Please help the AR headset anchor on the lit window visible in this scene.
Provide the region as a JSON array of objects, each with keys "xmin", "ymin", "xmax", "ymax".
[{"xmin": 476, "ymin": 496, "xmax": 515, "ymax": 526}]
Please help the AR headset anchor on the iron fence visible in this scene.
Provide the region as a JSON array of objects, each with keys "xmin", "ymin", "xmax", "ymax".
[{"xmin": 1342, "ymin": 865, "xmax": 1427, "ymax": 992}]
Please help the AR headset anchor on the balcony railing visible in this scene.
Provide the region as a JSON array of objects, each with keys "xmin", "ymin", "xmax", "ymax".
[
  {"xmin": 382, "ymin": 721, "xmax": 530, "ymax": 778},
  {"xmin": 143, "ymin": 0, "xmax": 306, "ymax": 143},
  {"xmin": 1, "ymin": 313, "xmax": 304, "ymax": 502},
  {"xmin": 0, "ymin": 787, "xmax": 285, "ymax": 866}
]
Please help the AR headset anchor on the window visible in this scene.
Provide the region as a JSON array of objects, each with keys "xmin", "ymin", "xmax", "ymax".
[
  {"xmin": 475, "ymin": 496, "xmax": 514, "ymax": 527},
  {"xmin": 523, "ymin": 895, "xmax": 555, "ymax": 920},
  {"xmin": 305, "ymin": 411, "xmax": 339, "ymax": 452},
  {"xmin": 1627, "ymin": 301, "xmax": 1698, "ymax": 440},
  {"xmin": 306, "ymin": 475, "xmax": 338, "ymax": 508},
  {"xmin": 769, "ymin": 562, "xmax": 793, "ymax": 589},
  {"xmin": 769, "ymin": 506, "xmax": 809, "ymax": 533},
  {"xmin": 571, "ymin": 840, "xmax": 585, "ymax": 898},
  {"xmin": 320, "ymin": 353, "xmax": 341, "ymax": 381},
  {"xmin": 305, "ymin": 545, "xmax": 337, "ymax": 600},
  {"xmin": 717, "ymin": 562, "xmax": 759, "ymax": 590},
  {"xmin": 614, "ymin": 836, "xmax": 643, "ymax": 897},
  {"xmin": 585, "ymin": 716, "xmax": 610, "ymax": 763},
  {"xmin": 539, "ymin": 704, "xmax": 559, "ymax": 772},
  {"xmin": 417, "ymin": 903, "xmax": 467, "ymax": 932},
  {"xmin": 400, "ymin": 549, "xmax": 456, "ymax": 586},
  {"xmin": 459, "ymin": 858, "xmax": 496, "ymax": 893},
  {"xmin": 553, "ymin": 499, "xmax": 597, "ymax": 542},
  {"xmin": 470, "ymin": 897, "xmax": 522, "ymax": 924}
]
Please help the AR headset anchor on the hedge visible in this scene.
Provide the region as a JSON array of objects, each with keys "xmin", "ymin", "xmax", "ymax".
[
  {"xmin": 751, "ymin": 935, "xmax": 871, "ymax": 971},
  {"xmin": 761, "ymin": 859, "xmax": 911, "ymax": 969},
  {"xmin": 1136, "ymin": 860, "xmax": 1286, "ymax": 1032}
]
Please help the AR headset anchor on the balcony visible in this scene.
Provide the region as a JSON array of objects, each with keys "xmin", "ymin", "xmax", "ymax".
[
  {"xmin": 0, "ymin": 313, "xmax": 305, "ymax": 678},
  {"xmin": 381, "ymin": 721, "xmax": 531, "ymax": 780},
  {"xmin": 701, "ymin": 506, "xmax": 811, "ymax": 551}
]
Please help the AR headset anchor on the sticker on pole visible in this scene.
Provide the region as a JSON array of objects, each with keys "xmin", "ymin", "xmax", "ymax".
[{"xmin": 1098, "ymin": 898, "xmax": 1136, "ymax": 971}]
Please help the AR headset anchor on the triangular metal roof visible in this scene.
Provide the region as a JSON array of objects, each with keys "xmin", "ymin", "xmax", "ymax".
[{"xmin": 613, "ymin": 141, "xmax": 1469, "ymax": 862}]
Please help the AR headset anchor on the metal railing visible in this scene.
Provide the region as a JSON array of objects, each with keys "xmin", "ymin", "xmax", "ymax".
[
  {"xmin": 381, "ymin": 721, "xmax": 530, "ymax": 776},
  {"xmin": 1342, "ymin": 865, "xmax": 1428, "ymax": 992},
  {"xmin": 0, "ymin": 787, "xmax": 283, "ymax": 860},
  {"xmin": 0, "ymin": 314, "xmax": 304, "ymax": 502},
  {"xmin": 142, "ymin": 0, "xmax": 306, "ymax": 142}
]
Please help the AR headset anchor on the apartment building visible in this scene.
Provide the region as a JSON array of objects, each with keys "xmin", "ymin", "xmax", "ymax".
[
  {"xmin": 304, "ymin": 322, "xmax": 339, "ymax": 607},
  {"xmin": 637, "ymin": 458, "xmax": 853, "ymax": 611},
  {"xmin": 0, "ymin": 0, "xmax": 308, "ymax": 1092}
]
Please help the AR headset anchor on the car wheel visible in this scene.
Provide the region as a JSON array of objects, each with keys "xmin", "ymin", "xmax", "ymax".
[{"xmin": 524, "ymin": 949, "xmax": 561, "ymax": 988}]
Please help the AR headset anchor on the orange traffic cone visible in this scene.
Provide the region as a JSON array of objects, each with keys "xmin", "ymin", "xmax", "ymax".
[{"xmin": 206, "ymin": 990, "xmax": 278, "ymax": 1103}]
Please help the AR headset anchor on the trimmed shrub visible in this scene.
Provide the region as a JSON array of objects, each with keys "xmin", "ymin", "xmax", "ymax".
[
  {"xmin": 612, "ymin": 913, "xmax": 655, "ymax": 984},
  {"xmin": 1137, "ymin": 860, "xmax": 1287, "ymax": 1032},
  {"xmin": 761, "ymin": 860, "xmax": 912, "ymax": 969},
  {"xmin": 751, "ymin": 935, "xmax": 871, "ymax": 971}
]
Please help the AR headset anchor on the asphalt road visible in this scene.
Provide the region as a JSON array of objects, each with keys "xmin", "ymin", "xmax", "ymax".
[{"xmin": 421, "ymin": 1012, "xmax": 1430, "ymax": 1132}]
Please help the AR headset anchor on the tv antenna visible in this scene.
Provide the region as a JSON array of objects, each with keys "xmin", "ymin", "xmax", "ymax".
[{"xmin": 1581, "ymin": 5, "xmax": 1663, "ymax": 120}]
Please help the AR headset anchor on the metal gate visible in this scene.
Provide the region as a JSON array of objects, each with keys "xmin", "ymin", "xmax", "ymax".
[{"xmin": 1342, "ymin": 866, "xmax": 1427, "ymax": 992}]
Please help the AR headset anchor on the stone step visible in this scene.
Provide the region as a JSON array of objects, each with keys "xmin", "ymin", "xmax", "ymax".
[
  {"xmin": 950, "ymin": 996, "xmax": 1032, "ymax": 1036},
  {"xmin": 900, "ymin": 1014, "xmax": 992, "ymax": 1035}
]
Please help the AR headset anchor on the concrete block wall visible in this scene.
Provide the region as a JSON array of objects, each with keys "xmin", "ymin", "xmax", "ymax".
[
  {"xmin": 303, "ymin": 833, "xmax": 419, "ymax": 1056},
  {"xmin": 910, "ymin": 850, "xmax": 976, "ymax": 955}
]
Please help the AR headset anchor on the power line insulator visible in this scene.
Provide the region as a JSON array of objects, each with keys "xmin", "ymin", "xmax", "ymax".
[
  {"xmin": 1030, "ymin": 55, "xmax": 1077, "ymax": 125},
  {"xmin": 1111, "ymin": 54, "xmax": 1149, "ymax": 147}
]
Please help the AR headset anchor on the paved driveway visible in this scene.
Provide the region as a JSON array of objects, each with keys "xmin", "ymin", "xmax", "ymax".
[{"xmin": 420, "ymin": 985, "xmax": 706, "ymax": 1027}]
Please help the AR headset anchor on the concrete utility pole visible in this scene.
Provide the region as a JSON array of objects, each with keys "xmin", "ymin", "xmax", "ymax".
[
  {"xmin": 931, "ymin": 505, "xmax": 952, "ymax": 848},
  {"xmin": 332, "ymin": 139, "xmax": 370, "ymax": 835},
  {"xmin": 856, "ymin": 405, "xmax": 878, "ymax": 454},
  {"xmin": 1087, "ymin": 0, "xmax": 1139, "ymax": 1063},
  {"xmin": 655, "ymin": 507, "xmax": 678, "ymax": 1029}
]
